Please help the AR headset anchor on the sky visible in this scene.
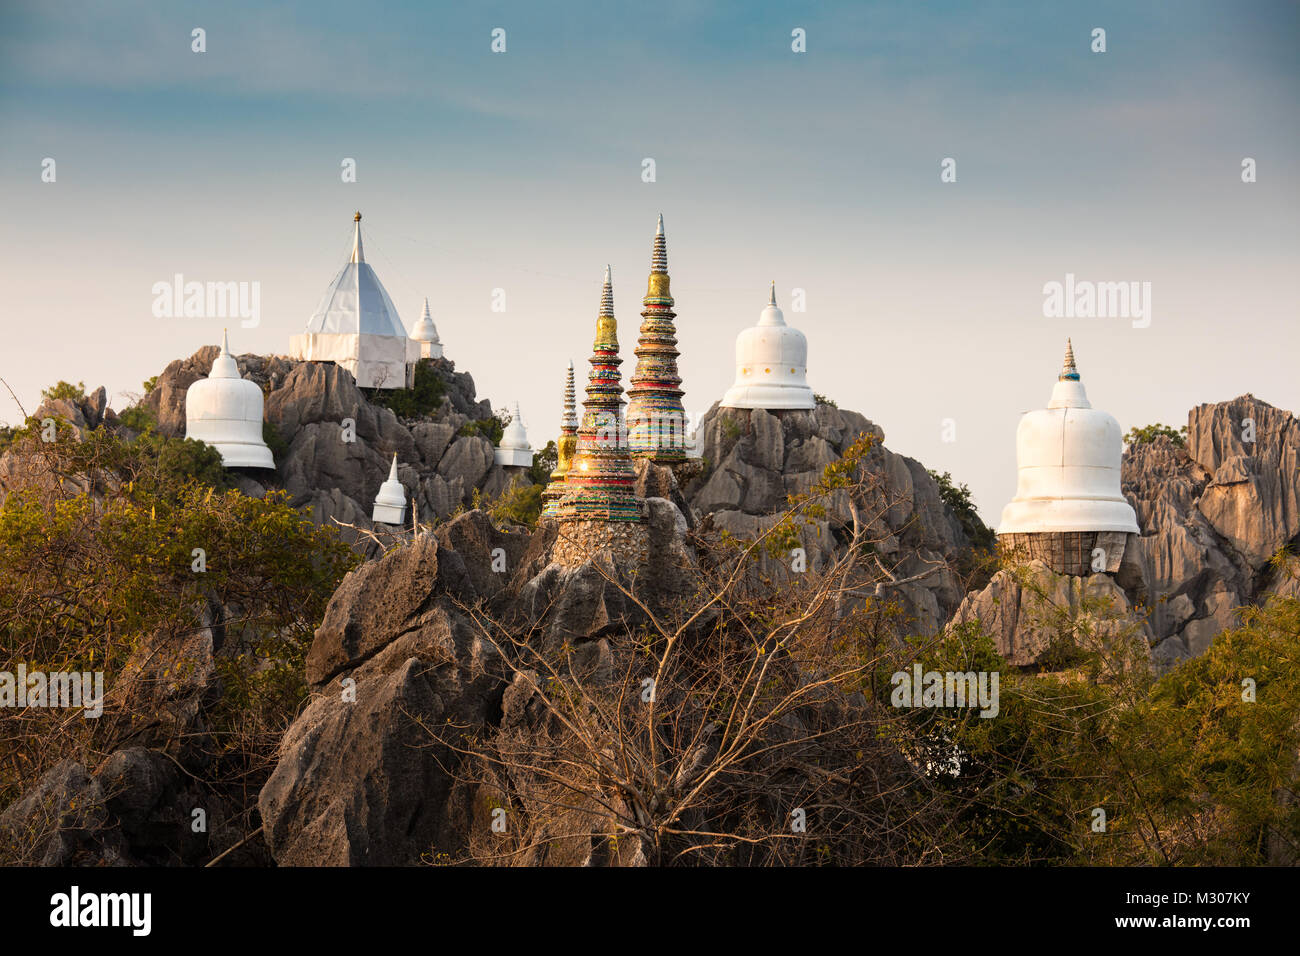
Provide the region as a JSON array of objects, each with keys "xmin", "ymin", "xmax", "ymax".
[{"xmin": 1, "ymin": 0, "xmax": 1297, "ymax": 518}]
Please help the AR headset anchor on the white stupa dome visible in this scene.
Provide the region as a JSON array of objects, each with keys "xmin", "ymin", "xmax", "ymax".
[
  {"xmin": 495, "ymin": 401, "xmax": 534, "ymax": 468},
  {"xmin": 372, "ymin": 454, "xmax": 408, "ymax": 525},
  {"xmin": 409, "ymin": 296, "xmax": 443, "ymax": 360},
  {"xmin": 997, "ymin": 340, "xmax": 1139, "ymax": 535},
  {"xmin": 184, "ymin": 330, "xmax": 274, "ymax": 469},
  {"xmin": 721, "ymin": 282, "xmax": 815, "ymax": 411},
  {"xmin": 288, "ymin": 212, "xmax": 410, "ymax": 390}
]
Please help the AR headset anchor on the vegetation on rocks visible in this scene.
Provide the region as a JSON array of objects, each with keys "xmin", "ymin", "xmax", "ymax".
[
  {"xmin": 1124, "ymin": 422, "xmax": 1188, "ymax": 447},
  {"xmin": 364, "ymin": 359, "xmax": 446, "ymax": 420},
  {"xmin": 0, "ymin": 412, "xmax": 359, "ymax": 845}
]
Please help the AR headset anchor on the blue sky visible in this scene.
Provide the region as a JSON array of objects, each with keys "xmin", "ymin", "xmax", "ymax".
[{"xmin": 2, "ymin": 0, "xmax": 1297, "ymax": 516}]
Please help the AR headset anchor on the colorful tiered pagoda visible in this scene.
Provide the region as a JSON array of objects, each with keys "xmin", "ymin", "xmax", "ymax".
[
  {"xmin": 541, "ymin": 361, "xmax": 579, "ymax": 517},
  {"xmin": 555, "ymin": 266, "xmax": 643, "ymax": 523},
  {"xmin": 626, "ymin": 214, "xmax": 686, "ymax": 462}
]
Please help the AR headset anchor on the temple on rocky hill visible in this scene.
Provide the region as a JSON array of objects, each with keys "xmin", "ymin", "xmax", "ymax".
[
  {"xmin": 494, "ymin": 401, "xmax": 535, "ymax": 469},
  {"xmin": 996, "ymin": 339, "xmax": 1140, "ymax": 575},
  {"xmin": 552, "ymin": 267, "xmax": 645, "ymax": 563},
  {"xmin": 626, "ymin": 214, "xmax": 686, "ymax": 463},
  {"xmin": 542, "ymin": 361, "xmax": 579, "ymax": 517},
  {"xmin": 184, "ymin": 330, "xmax": 275, "ymax": 469},
  {"xmin": 409, "ymin": 297, "xmax": 443, "ymax": 360},
  {"xmin": 721, "ymin": 282, "xmax": 815, "ymax": 411},
  {"xmin": 372, "ymin": 454, "xmax": 407, "ymax": 525},
  {"xmin": 288, "ymin": 212, "xmax": 412, "ymax": 390}
]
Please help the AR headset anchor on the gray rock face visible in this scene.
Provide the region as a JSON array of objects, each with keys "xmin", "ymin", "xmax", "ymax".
[
  {"xmin": 107, "ymin": 609, "xmax": 223, "ymax": 769},
  {"xmin": 1121, "ymin": 395, "xmax": 1300, "ymax": 662},
  {"xmin": 305, "ymin": 534, "xmax": 471, "ymax": 687},
  {"xmin": 136, "ymin": 348, "xmax": 508, "ymax": 528},
  {"xmin": 513, "ymin": 498, "xmax": 696, "ymax": 648},
  {"xmin": 437, "ymin": 435, "xmax": 494, "ymax": 489},
  {"xmin": 259, "ymin": 537, "xmax": 504, "ymax": 866},
  {"xmin": 956, "ymin": 395, "xmax": 1300, "ymax": 669},
  {"xmin": 686, "ymin": 402, "xmax": 975, "ymax": 635},
  {"xmin": 0, "ymin": 749, "xmax": 209, "ymax": 866},
  {"xmin": 433, "ymin": 510, "xmax": 532, "ymax": 605},
  {"xmin": 949, "ymin": 562, "xmax": 1153, "ymax": 667}
]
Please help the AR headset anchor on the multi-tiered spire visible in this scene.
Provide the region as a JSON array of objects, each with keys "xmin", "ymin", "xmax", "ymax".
[
  {"xmin": 626, "ymin": 214, "xmax": 686, "ymax": 462},
  {"xmin": 555, "ymin": 267, "xmax": 643, "ymax": 522},
  {"xmin": 1059, "ymin": 338, "xmax": 1079, "ymax": 381},
  {"xmin": 542, "ymin": 361, "xmax": 580, "ymax": 517}
]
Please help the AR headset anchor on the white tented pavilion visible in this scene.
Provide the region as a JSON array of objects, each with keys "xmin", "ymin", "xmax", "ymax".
[{"xmin": 289, "ymin": 212, "xmax": 411, "ymax": 389}]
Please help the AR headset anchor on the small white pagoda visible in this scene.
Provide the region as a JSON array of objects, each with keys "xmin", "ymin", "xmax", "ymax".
[
  {"xmin": 289, "ymin": 212, "xmax": 411, "ymax": 389},
  {"xmin": 721, "ymin": 282, "xmax": 815, "ymax": 411},
  {"xmin": 494, "ymin": 401, "xmax": 535, "ymax": 469},
  {"xmin": 372, "ymin": 454, "xmax": 408, "ymax": 525},
  {"xmin": 408, "ymin": 297, "xmax": 443, "ymax": 361},
  {"xmin": 996, "ymin": 340, "xmax": 1140, "ymax": 575},
  {"xmin": 184, "ymin": 330, "xmax": 275, "ymax": 469}
]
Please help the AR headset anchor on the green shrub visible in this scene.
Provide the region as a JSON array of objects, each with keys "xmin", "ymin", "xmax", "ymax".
[
  {"xmin": 488, "ymin": 482, "xmax": 544, "ymax": 529},
  {"xmin": 1124, "ymin": 423, "xmax": 1187, "ymax": 448},
  {"xmin": 117, "ymin": 405, "xmax": 157, "ymax": 433},
  {"xmin": 365, "ymin": 360, "xmax": 446, "ymax": 420},
  {"xmin": 40, "ymin": 380, "xmax": 86, "ymax": 403},
  {"xmin": 528, "ymin": 440, "xmax": 557, "ymax": 485},
  {"xmin": 459, "ymin": 414, "xmax": 505, "ymax": 445},
  {"xmin": 927, "ymin": 469, "xmax": 995, "ymax": 552},
  {"xmin": 263, "ymin": 420, "xmax": 289, "ymax": 463}
]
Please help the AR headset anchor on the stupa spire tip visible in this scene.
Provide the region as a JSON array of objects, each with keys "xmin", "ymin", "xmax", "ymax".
[{"xmin": 1060, "ymin": 338, "xmax": 1080, "ymax": 381}]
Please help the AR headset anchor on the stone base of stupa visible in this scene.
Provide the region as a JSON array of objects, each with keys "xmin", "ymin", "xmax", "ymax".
[
  {"xmin": 552, "ymin": 519, "xmax": 649, "ymax": 568},
  {"xmin": 997, "ymin": 530, "xmax": 1135, "ymax": 577}
]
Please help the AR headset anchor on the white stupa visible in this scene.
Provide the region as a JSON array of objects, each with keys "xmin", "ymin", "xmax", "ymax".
[
  {"xmin": 289, "ymin": 212, "xmax": 410, "ymax": 390},
  {"xmin": 408, "ymin": 297, "xmax": 443, "ymax": 361},
  {"xmin": 998, "ymin": 340, "xmax": 1139, "ymax": 537},
  {"xmin": 372, "ymin": 454, "xmax": 407, "ymax": 525},
  {"xmin": 721, "ymin": 282, "xmax": 815, "ymax": 410},
  {"xmin": 184, "ymin": 330, "xmax": 274, "ymax": 469},
  {"xmin": 494, "ymin": 401, "xmax": 534, "ymax": 468}
]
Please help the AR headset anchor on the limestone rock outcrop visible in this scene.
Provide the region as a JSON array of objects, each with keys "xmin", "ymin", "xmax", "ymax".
[
  {"xmin": 955, "ymin": 395, "xmax": 1299, "ymax": 670},
  {"xmin": 684, "ymin": 402, "xmax": 977, "ymax": 635},
  {"xmin": 259, "ymin": 534, "xmax": 505, "ymax": 866}
]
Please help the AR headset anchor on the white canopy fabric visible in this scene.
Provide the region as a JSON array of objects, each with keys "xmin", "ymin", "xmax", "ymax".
[{"xmin": 290, "ymin": 213, "xmax": 412, "ymax": 390}]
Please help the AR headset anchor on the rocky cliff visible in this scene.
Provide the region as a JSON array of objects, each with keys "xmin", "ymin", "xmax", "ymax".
[
  {"xmin": 684, "ymin": 401, "xmax": 979, "ymax": 635},
  {"xmin": 143, "ymin": 349, "xmax": 522, "ymax": 537},
  {"xmin": 952, "ymin": 394, "xmax": 1300, "ymax": 670}
]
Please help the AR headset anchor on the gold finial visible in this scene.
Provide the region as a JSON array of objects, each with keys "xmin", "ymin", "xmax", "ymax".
[{"xmin": 354, "ymin": 211, "xmax": 362, "ymax": 222}]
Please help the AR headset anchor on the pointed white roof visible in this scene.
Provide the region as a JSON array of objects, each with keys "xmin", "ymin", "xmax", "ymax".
[
  {"xmin": 304, "ymin": 212, "xmax": 407, "ymax": 338},
  {"xmin": 500, "ymin": 401, "xmax": 532, "ymax": 450},
  {"xmin": 411, "ymin": 297, "xmax": 441, "ymax": 344}
]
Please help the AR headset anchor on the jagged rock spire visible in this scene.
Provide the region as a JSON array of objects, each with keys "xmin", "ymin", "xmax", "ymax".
[
  {"xmin": 555, "ymin": 269, "xmax": 642, "ymax": 523},
  {"xmin": 1060, "ymin": 338, "xmax": 1080, "ymax": 381},
  {"xmin": 627, "ymin": 213, "xmax": 687, "ymax": 463}
]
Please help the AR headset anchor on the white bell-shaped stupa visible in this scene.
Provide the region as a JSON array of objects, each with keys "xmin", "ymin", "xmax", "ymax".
[
  {"xmin": 407, "ymin": 296, "xmax": 443, "ymax": 361},
  {"xmin": 494, "ymin": 401, "xmax": 535, "ymax": 468},
  {"xmin": 289, "ymin": 212, "xmax": 411, "ymax": 389},
  {"xmin": 721, "ymin": 282, "xmax": 815, "ymax": 410},
  {"xmin": 184, "ymin": 330, "xmax": 274, "ymax": 469},
  {"xmin": 997, "ymin": 340, "xmax": 1139, "ymax": 535},
  {"xmin": 372, "ymin": 454, "xmax": 408, "ymax": 525}
]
